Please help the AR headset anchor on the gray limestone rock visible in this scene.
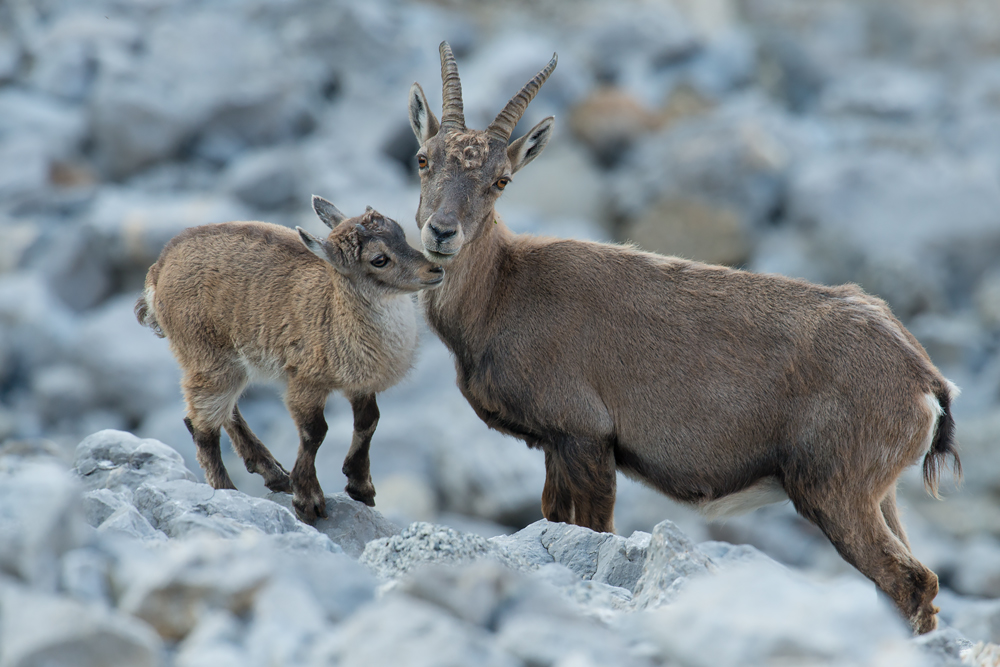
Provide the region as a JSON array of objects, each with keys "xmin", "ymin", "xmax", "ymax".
[
  {"xmin": 0, "ymin": 456, "xmax": 89, "ymax": 590},
  {"xmin": 632, "ymin": 560, "xmax": 925, "ymax": 667},
  {"xmin": 492, "ymin": 519, "xmax": 651, "ymax": 593},
  {"xmin": 267, "ymin": 491, "xmax": 400, "ymax": 558},
  {"xmin": 631, "ymin": 520, "xmax": 716, "ymax": 610},
  {"xmin": 74, "ymin": 429, "xmax": 196, "ymax": 493},
  {"xmin": 0, "ymin": 582, "xmax": 162, "ymax": 667},
  {"xmin": 306, "ymin": 594, "xmax": 522, "ymax": 667},
  {"xmin": 360, "ymin": 522, "xmax": 530, "ymax": 581}
]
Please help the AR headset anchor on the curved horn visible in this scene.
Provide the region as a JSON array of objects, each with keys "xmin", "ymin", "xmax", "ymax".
[
  {"xmin": 439, "ymin": 41, "xmax": 465, "ymax": 130},
  {"xmin": 486, "ymin": 53, "xmax": 558, "ymax": 144}
]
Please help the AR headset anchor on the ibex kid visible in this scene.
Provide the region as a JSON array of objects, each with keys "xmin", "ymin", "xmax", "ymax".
[
  {"xmin": 135, "ymin": 197, "xmax": 443, "ymax": 522},
  {"xmin": 407, "ymin": 42, "xmax": 960, "ymax": 633}
]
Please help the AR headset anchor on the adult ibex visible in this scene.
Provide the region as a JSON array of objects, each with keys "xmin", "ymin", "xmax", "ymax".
[
  {"xmin": 136, "ymin": 197, "xmax": 443, "ymax": 522},
  {"xmin": 408, "ymin": 42, "xmax": 960, "ymax": 633}
]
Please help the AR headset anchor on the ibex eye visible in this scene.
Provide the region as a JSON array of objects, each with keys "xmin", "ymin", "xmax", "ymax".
[
  {"xmin": 495, "ymin": 177, "xmax": 510, "ymax": 191},
  {"xmin": 371, "ymin": 255, "xmax": 389, "ymax": 268},
  {"xmin": 417, "ymin": 155, "xmax": 428, "ymax": 169}
]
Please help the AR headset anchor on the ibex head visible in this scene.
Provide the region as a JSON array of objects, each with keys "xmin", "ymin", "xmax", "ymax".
[
  {"xmin": 298, "ymin": 195, "xmax": 444, "ymax": 292},
  {"xmin": 409, "ymin": 42, "xmax": 557, "ymax": 262}
]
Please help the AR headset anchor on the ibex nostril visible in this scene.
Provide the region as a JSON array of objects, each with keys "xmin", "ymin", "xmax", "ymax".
[
  {"xmin": 429, "ymin": 224, "xmax": 456, "ymax": 241},
  {"xmin": 429, "ymin": 266, "xmax": 444, "ymax": 275}
]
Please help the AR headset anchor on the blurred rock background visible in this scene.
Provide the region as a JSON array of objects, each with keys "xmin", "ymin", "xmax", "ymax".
[{"xmin": 1, "ymin": 0, "xmax": 1000, "ymax": 655}]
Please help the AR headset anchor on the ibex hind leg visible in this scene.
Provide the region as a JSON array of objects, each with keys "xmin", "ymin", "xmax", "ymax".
[
  {"xmin": 181, "ymin": 366, "xmax": 244, "ymax": 490},
  {"xmin": 880, "ymin": 485, "xmax": 911, "ymax": 551},
  {"xmin": 791, "ymin": 489, "xmax": 938, "ymax": 634},
  {"xmin": 225, "ymin": 405, "xmax": 291, "ymax": 493},
  {"xmin": 342, "ymin": 393, "xmax": 378, "ymax": 507}
]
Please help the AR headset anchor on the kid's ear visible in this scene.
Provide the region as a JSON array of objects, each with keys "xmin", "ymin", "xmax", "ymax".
[
  {"xmin": 311, "ymin": 195, "xmax": 348, "ymax": 229},
  {"xmin": 507, "ymin": 116, "xmax": 554, "ymax": 174},
  {"xmin": 409, "ymin": 82, "xmax": 440, "ymax": 144},
  {"xmin": 297, "ymin": 227, "xmax": 351, "ymax": 275}
]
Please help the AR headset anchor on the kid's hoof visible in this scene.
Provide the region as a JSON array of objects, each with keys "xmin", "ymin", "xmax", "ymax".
[
  {"xmin": 345, "ymin": 479, "xmax": 376, "ymax": 507},
  {"xmin": 264, "ymin": 471, "xmax": 292, "ymax": 493},
  {"xmin": 293, "ymin": 494, "xmax": 329, "ymax": 524}
]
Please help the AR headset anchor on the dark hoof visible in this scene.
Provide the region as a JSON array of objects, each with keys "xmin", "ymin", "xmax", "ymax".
[
  {"xmin": 345, "ymin": 480, "xmax": 376, "ymax": 507},
  {"xmin": 264, "ymin": 472, "xmax": 292, "ymax": 493},
  {"xmin": 292, "ymin": 488, "xmax": 328, "ymax": 524}
]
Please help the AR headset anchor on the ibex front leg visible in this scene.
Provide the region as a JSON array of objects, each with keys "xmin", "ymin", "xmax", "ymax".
[
  {"xmin": 287, "ymin": 381, "xmax": 330, "ymax": 523},
  {"xmin": 342, "ymin": 393, "xmax": 379, "ymax": 507}
]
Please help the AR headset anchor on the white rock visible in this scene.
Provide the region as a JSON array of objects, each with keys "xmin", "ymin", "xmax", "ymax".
[
  {"xmin": 630, "ymin": 520, "xmax": 716, "ymax": 610},
  {"xmin": 307, "ymin": 595, "xmax": 521, "ymax": 667},
  {"xmin": 74, "ymin": 430, "xmax": 196, "ymax": 493},
  {"xmin": 492, "ymin": 519, "xmax": 651, "ymax": 593},
  {"xmin": 360, "ymin": 522, "xmax": 530, "ymax": 581},
  {"xmin": 267, "ymin": 492, "xmax": 400, "ymax": 558},
  {"xmin": 0, "ymin": 581, "xmax": 162, "ymax": 667},
  {"xmin": 174, "ymin": 610, "xmax": 249, "ymax": 667},
  {"xmin": 0, "ymin": 456, "xmax": 89, "ymax": 590},
  {"xmin": 633, "ymin": 561, "xmax": 926, "ymax": 667}
]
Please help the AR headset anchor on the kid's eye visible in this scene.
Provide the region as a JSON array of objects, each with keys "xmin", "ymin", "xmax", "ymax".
[
  {"xmin": 371, "ymin": 255, "xmax": 389, "ymax": 268},
  {"xmin": 495, "ymin": 177, "xmax": 510, "ymax": 190},
  {"xmin": 417, "ymin": 155, "xmax": 428, "ymax": 169}
]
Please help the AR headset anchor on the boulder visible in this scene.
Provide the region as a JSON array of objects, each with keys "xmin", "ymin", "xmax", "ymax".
[
  {"xmin": 74, "ymin": 429, "xmax": 196, "ymax": 493},
  {"xmin": 0, "ymin": 582, "xmax": 162, "ymax": 667},
  {"xmin": 0, "ymin": 456, "xmax": 89, "ymax": 590},
  {"xmin": 360, "ymin": 522, "xmax": 530, "ymax": 581},
  {"xmin": 632, "ymin": 560, "xmax": 925, "ymax": 667},
  {"xmin": 267, "ymin": 492, "xmax": 400, "ymax": 558},
  {"xmin": 631, "ymin": 519, "xmax": 716, "ymax": 610},
  {"xmin": 492, "ymin": 519, "xmax": 650, "ymax": 593},
  {"xmin": 307, "ymin": 595, "xmax": 522, "ymax": 667}
]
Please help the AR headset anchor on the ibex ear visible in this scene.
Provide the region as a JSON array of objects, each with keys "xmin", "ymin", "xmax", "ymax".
[
  {"xmin": 312, "ymin": 195, "xmax": 347, "ymax": 229},
  {"xmin": 508, "ymin": 116, "xmax": 554, "ymax": 174},
  {"xmin": 409, "ymin": 82, "xmax": 440, "ymax": 144},
  {"xmin": 298, "ymin": 227, "xmax": 352, "ymax": 275}
]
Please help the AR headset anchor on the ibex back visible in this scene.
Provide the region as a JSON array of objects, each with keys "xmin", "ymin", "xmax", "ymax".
[
  {"xmin": 408, "ymin": 42, "xmax": 960, "ymax": 634},
  {"xmin": 136, "ymin": 197, "xmax": 443, "ymax": 522}
]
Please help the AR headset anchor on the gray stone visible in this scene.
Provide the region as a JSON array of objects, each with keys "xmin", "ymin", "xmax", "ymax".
[
  {"xmin": 632, "ymin": 561, "xmax": 925, "ymax": 667},
  {"xmin": 951, "ymin": 535, "xmax": 1000, "ymax": 599},
  {"xmin": 631, "ymin": 519, "xmax": 716, "ymax": 610},
  {"xmin": 132, "ymin": 479, "xmax": 333, "ymax": 548},
  {"xmin": 306, "ymin": 594, "xmax": 521, "ymax": 667},
  {"xmin": 359, "ymin": 522, "xmax": 530, "ymax": 581},
  {"xmin": 31, "ymin": 363, "xmax": 99, "ymax": 423},
  {"xmin": 819, "ymin": 63, "xmax": 944, "ymax": 120},
  {"xmin": 174, "ymin": 610, "xmax": 248, "ymax": 667},
  {"xmin": 243, "ymin": 576, "xmax": 328, "ymax": 666},
  {"xmin": 222, "ymin": 146, "xmax": 302, "ymax": 210},
  {"xmin": 88, "ymin": 12, "xmax": 317, "ymax": 177},
  {"xmin": 697, "ymin": 540, "xmax": 788, "ymax": 573},
  {"xmin": 492, "ymin": 519, "xmax": 650, "ymax": 593},
  {"xmin": 84, "ymin": 188, "xmax": 251, "ymax": 280},
  {"xmin": 0, "ymin": 273, "xmax": 77, "ymax": 375},
  {"xmin": 81, "ymin": 488, "xmax": 130, "ymax": 527},
  {"xmin": 98, "ymin": 505, "xmax": 168, "ymax": 542},
  {"xmin": 75, "ymin": 296, "xmax": 183, "ymax": 423},
  {"xmin": 0, "ymin": 457, "xmax": 89, "ymax": 590},
  {"xmin": 913, "ymin": 625, "xmax": 977, "ymax": 666},
  {"xmin": 267, "ymin": 492, "xmax": 399, "ymax": 558},
  {"xmin": 431, "ymin": 419, "xmax": 546, "ymax": 527},
  {"xmin": 785, "ymin": 151, "xmax": 1000, "ymax": 318},
  {"xmin": 531, "ymin": 563, "xmax": 634, "ymax": 619},
  {"xmin": 74, "ymin": 430, "xmax": 196, "ymax": 493},
  {"xmin": 937, "ymin": 588, "xmax": 1000, "ymax": 644},
  {"xmin": 0, "ymin": 582, "xmax": 162, "ymax": 667},
  {"xmin": 58, "ymin": 547, "xmax": 113, "ymax": 607},
  {"xmin": 115, "ymin": 535, "xmax": 274, "ymax": 641}
]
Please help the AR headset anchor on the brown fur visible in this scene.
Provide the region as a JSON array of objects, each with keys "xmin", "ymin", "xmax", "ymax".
[
  {"xmin": 408, "ymin": 45, "xmax": 961, "ymax": 634},
  {"xmin": 135, "ymin": 201, "xmax": 443, "ymax": 523}
]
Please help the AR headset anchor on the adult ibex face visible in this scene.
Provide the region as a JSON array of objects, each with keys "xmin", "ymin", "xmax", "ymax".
[{"xmin": 409, "ymin": 42, "xmax": 557, "ymax": 262}]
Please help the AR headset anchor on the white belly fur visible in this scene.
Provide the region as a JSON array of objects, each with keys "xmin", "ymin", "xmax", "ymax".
[{"xmin": 698, "ymin": 477, "xmax": 789, "ymax": 521}]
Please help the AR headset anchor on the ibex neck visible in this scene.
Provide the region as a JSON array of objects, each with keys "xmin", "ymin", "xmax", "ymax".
[{"xmin": 421, "ymin": 213, "xmax": 510, "ymax": 349}]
